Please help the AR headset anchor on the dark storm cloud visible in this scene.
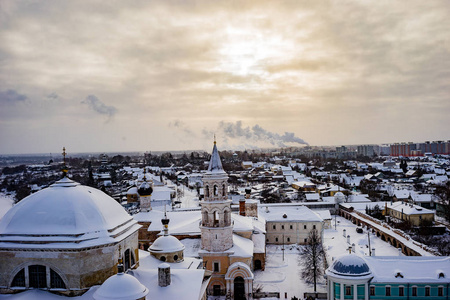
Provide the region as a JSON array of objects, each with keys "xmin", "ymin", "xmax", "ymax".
[
  {"xmin": 81, "ymin": 95, "xmax": 117, "ymax": 117},
  {"xmin": 0, "ymin": 89, "xmax": 27, "ymax": 104}
]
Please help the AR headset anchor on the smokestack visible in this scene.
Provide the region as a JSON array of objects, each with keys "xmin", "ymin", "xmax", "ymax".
[
  {"xmin": 158, "ymin": 263, "xmax": 171, "ymax": 287},
  {"xmin": 239, "ymin": 199, "xmax": 246, "ymax": 216}
]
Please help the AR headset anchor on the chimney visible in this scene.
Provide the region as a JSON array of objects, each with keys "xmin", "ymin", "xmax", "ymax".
[
  {"xmin": 371, "ymin": 248, "xmax": 375, "ymax": 256},
  {"xmin": 158, "ymin": 263, "xmax": 171, "ymax": 287},
  {"xmin": 343, "ymin": 229, "xmax": 346, "ymax": 237},
  {"xmin": 245, "ymin": 187, "xmax": 251, "ymax": 199},
  {"xmin": 398, "ymin": 248, "xmax": 402, "ymax": 256},
  {"xmin": 352, "ymin": 243, "xmax": 355, "ymax": 253},
  {"xmin": 239, "ymin": 199, "xmax": 246, "ymax": 216},
  {"xmin": 347, "ymin": 235, "xmax": 350, "ymax": 244}
]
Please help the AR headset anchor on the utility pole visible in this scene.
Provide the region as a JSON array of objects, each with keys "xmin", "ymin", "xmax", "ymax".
[
  {"xmin": 282, "ymin": 234, "xmax": 285, "ymax": 261},
  {"xmin": 368, "ymin": 230, "xmax": 372, "ymax": 256}
]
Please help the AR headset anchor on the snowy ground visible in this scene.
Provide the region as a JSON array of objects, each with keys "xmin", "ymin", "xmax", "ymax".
[{"xmin": 252, "ymin": 215, "xmax": 405, "ymax": 300}]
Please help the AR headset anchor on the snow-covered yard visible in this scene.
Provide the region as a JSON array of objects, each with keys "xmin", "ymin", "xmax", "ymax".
[{"xmin": 253, "ymin": 215, "xmax": 407, "ymax": 299}]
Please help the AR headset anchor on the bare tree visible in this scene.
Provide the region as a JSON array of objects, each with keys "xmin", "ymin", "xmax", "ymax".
[
  {"xmin": 435, "ymin": 182, "xmax": 450, "ymax": 222},
  {"xmin": 299, "ymin": 229, "xmax": 324, "ymax": 293}
]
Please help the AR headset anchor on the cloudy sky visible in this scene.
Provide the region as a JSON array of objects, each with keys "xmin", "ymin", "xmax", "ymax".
[{"xmin": 1, "ymin": 0, "xmax": 449, "ymax": 154}]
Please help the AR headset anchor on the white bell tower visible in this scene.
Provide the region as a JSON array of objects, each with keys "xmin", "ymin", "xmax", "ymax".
[{"xmin": 200, "ymin": 140, "xmax": 233, "ymax": 252}]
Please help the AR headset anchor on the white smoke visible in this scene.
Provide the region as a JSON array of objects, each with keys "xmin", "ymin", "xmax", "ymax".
[{"xmin": 203, "ymin": 121, "xmax": 308, "ymax": 148}]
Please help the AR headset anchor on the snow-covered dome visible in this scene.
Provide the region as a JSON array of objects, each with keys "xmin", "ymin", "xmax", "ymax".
[
  {"xmin": 93, "ymin": 272, "xmax": 148, "ymax": 300},
  {"xmin": 0, "ymin": 177, "xmax": 139, "ymax": 248},
  {"xmin": 334, "ymin": 192, "xmax": 345, "ymax": 203},
  {"xmin": 150, "ymin": 235, "xmax": 185, "ymax": 253},
  {"xmin": 329, "ymin": 255, "xmax": 371, "ymax": 277}
]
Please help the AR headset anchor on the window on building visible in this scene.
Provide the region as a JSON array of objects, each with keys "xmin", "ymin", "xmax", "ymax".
[
  {"xmin": 399, "ymin": 286, "xmax": 404, "ymax": 297},
  {"xmin": 439, "ymin": 272, "xmax": 445, "ymax": 278},
  {"xmin": 412, "ymin": 286, "xmax": 417, "ymax": 297},
  {"xmin": 345, "ymin": 286, "xmax": 352, "ymax": 295},
  {"xmin": 304, "ymin": 238, "xmax": 307, "ymax": 243},
  {"xmin": 50, "ymin": 269, "xmax": 66, "ymax": 289},
  {"xmin": 12, "ymin": 266, "xmax": 66, "ymax": 290},
  {"xmin": 438, "ymin": 287, "xmax": 443, "ymax": 297},
  {"xmin": 370, "ymin": 286, "xmax": 375, "ymax": 296},
  {"xmin": 425, "ymin": 287, "xmax": 430, "ymax": 297},
  {"xmin": 313, "ymin": 225, "xmax": 316, "ymax": 229},
  {"xmin": 281, "ymin": 225, "xmax": 285, "ymax": 230},
  {"xmin": 287, "ymin": 237, "xmax": 290, "ymax": 242},
  {"xmin": 273, "ymin": 225, "xmax": 276, "ymax": 230},
  {"xmin": 386, "ymin": 286, "xmax": 391, "ymax": 296},
  {"xmin": 29, "ymin": 265, "xmax": 47, "ymax": 289},
  {"xmin": 275, "ymin": 237, "xmax": 278, "ymax": 242},
  {"xmin": 290, "ymin": 225, "xmax": 293, "ymax": 230},
  {"xmin": 303, "ymin": 225, "xmax": 307, "ymax": 229},
  {"xmin": 213, "ymin": 262, "xmax": 219, "ymax": 272},
  {"xmin": 124, "ymin": 249, "xmax": 131, "ymax": 271},
  {"xmin": 11, "ymin": 269, "xmax": 25, "ymax": 287}
]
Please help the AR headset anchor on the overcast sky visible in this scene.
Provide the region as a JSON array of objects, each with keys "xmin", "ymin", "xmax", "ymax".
[{"xmin": 1, "ymin": 0, "xmax": 449, "ymax": 154}]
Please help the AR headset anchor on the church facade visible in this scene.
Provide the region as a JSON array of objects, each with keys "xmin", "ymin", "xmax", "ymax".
[
  {"xmin": 0, "ymin": 177, "xmax": 141, "ymax": 296},
  {"xmin": 199, "ymin": 141, "xmax": 254, "ymax": 299}
]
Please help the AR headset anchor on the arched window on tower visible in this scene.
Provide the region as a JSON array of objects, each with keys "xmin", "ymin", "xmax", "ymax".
[
  {"xmin": 222, "ymin": 184, "xmax": 226, "ymax": 197},
  {"xmin": 224, "ymin": 209, "xmax": 230, "ymax": 226},
  {"xmin": 214, "ymin": 211, "xmax": 219, "ymax": 226},
  {"xmin": 205, "ymin": 185, "xmax": 210, "ymax": 198},
  {"xmin": 203, "ymin": 211, "xmax": 209, "ymax": 226},
  {"xmin": 214, "ymin": 185, "xmax": 218, "ymax": 196}
]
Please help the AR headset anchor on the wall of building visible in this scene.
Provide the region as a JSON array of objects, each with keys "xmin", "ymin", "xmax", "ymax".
[{"xmin": 265, "ymin": 221, "xmax": 323, "ymax": 245}]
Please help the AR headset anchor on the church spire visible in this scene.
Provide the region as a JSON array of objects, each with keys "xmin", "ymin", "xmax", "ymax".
[
  {"xmin": 207, "ymin": 139, "xmax": 225, "ymax": 174},
  {"xmin": 61, "ymin": 147, "xmax": 68, "ymax": 177}
]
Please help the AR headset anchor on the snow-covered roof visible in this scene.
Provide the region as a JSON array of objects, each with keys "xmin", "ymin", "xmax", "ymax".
[
  {"xmin": 0, "ymin": 177, "xmax": 140, "ymax": 249},
  {"xmin": 260, "ymin": 205, "xmax": 323, "ymax": 222},
  {"xmin": 93, "ymin": 272, "xmax": 148, "ymax": 300},
  {"xmin": 366, "ymin": 256, "xmax": 450, "ymax": 283},
  {"xmin": 387, "ymin": 202, "xmax": 434, "ymax": 215},
  {"xmin": 150, "ymin": 235, "xmax": 185, "ymax": 253}
]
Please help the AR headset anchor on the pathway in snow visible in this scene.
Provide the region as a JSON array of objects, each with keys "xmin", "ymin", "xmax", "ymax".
[{"xmin": 324, "ymin": 216, "xmax": 407, "ymax": 265}]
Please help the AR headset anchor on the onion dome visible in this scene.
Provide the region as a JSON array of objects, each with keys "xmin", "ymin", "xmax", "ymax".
[
  {"xmin": 93, "ymin": 271, "xmax": 148, "ymax": 300},
  {"xmin": 149, "ymin": 212, "xmax": 185, "ymax": 262},
  {"xmin": 0, "ymin": 177, "xmax": 139, "ymax": 249},
  {"xmin": 149, "ymin": 235, "xmax": 185, "ymax": 253},
  {"xmin": 138, "ymin": 180, "xmax": 153, "ymax": 197},
  {"xmin": 329, "ymin": 255, "xmax": 371, "ymax": 277}
]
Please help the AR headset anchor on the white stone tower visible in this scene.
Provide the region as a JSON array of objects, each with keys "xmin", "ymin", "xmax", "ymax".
[{"xmin": 200, "ymin": 141, "xmax": 233, "ymax": 252}]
